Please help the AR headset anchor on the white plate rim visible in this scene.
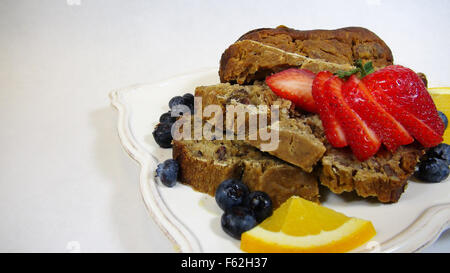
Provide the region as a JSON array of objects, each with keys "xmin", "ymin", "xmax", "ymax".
[{"xmin": 109, "ymin": 68, "xmax": 450, "ymax": 253}]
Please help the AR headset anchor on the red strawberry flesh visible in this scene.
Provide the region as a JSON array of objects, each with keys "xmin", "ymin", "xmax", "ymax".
[
  {"xmin": 362, "ymin": 83, "xmax": 443, "ymax": 147},
  {"xmin": 343, "ymin": 75, "xmax": 414, "ymax": 152},
  {"xmin": 265, "ymin": 68, "xmax": 317, "ymax": 113},
  {"xmin": 364, "ymin": 65, "xmax": 444, "ymax": 136},
  {"xmin": 312, "ymin": 71, "xmax": 348, "ymax": 147},
  {"xmin": 363, "ymin": 65, "xmax": 444, "ymax": 147},
  {"xmin": 324, "ymin": 76, "xmax": 381, "ymax": 161}
]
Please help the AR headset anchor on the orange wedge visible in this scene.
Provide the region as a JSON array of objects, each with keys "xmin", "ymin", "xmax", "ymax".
[
  {"xmin": 241, "ymin": 196, "xmax": 376, "ymax": 253},
  {"xmin": 428, "ymin": 87, "xmax": 450, "ymax": 144}
]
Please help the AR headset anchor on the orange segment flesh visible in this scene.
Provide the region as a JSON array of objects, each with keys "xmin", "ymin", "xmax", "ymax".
[{"xmin": 241, "ymin": 196, "xmax": 376, "ymax": 253}]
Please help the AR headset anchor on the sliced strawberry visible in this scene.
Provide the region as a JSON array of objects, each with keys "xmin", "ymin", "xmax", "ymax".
[
  {"xmin": 362, "ymin": 82, "xmax": 443, "ymax": 147},
  {"xmin": 363, "ymin": 65, "xmax": 444, "ymax": 147},
  {"xmin": 343, "ymin": 75, "xmax": 414, "ymax": 152},
  {"xmin": 265, "ymin": 68, "xmax": 317, "ymax": 113},
  {"xmin": 312, "ymin": 71, "xmax": 348, "ymax": 147},
  {"xmin": 363, "ymin": 65, "xmax": 444, "ymax": 136},
  {"xmin": 324, "ymin": 76, "xmax": 381, "ymax": 161}
]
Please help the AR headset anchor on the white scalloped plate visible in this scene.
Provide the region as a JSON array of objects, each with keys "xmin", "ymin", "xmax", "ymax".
[{"xmin": 110, "ymin": 68, "xmax": 450, "ymax": 253}]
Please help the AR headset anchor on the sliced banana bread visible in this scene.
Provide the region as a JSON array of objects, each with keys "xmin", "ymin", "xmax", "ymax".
[
  {"xmin": 194, "ymin": 81, "xmax": 425, "ymax": 202},
  {"xmin": 219, "ymin": 26, "xmax": 393, "ymax": 84},
  {"xmin": 320, "ymin": 144, "xmax": 425, "ymax": 203},
  {"xmin": 301, "ymin": 113, "xmax": 426, "ymax": 203},
  {"xmin": 173, "ymin": 139, "xmax": 319, "ymax": 208},
  {"xmin": 195, "ymin": 82, "xmax": 326, "ymax": 172}
]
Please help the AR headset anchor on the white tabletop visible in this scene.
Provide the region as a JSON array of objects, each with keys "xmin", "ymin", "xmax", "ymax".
[{"xmin": 0, "ymin": 0, "xmax": 448, "ymax": 253}]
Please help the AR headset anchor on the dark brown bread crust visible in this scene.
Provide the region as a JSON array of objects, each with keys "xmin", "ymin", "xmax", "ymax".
[
  {"xmin": 220, "ymin": 26, "xmax": 393, "ymax": 84},
  {"xmin": 173, "ymin": 140, "xmax": 243, "ymax": 196},
  {"xmin": 237, "ymin": 26, "xmax": 393, "ymax": 66}
]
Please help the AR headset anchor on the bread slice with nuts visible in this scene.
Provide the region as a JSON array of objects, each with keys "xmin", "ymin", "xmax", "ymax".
[
  {"xmin": 219, "ymin": 26, "xmax": 393, "ymax": 84},
  {"xmin": 320, "ymin": 144, "xmax": 425, "ymax": 203},
  {"xmin": 195, "ymin": 82, "xmax": 326, "ymax": 173},
  {"xmin": 173, "ymin": 138, "xmax": 319, "ymax": 208}
]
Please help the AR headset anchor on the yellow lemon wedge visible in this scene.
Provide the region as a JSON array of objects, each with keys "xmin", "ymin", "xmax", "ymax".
[
  {"xmin": 241, "ymin": 196, "xmax": 376, "ymax": 253},
  {"xmin": 428, "ymin": 87, "xmax": 450, "ymax": 144}
]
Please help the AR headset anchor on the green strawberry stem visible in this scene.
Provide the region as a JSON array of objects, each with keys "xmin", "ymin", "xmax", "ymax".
[{"xmin": 335, "ymin": 60, "xmax": 374, "ymax": 79}]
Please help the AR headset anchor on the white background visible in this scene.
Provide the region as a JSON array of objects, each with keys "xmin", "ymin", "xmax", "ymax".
[{"xmin": 0, "ymin": 0, "xmax": 449, "ymax": 252}]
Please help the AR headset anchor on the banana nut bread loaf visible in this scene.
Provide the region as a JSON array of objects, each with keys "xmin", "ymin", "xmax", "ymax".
[
  {"xmin": 219, "ymin": 26, "xmax": 394, "ymax": 84},
  {"xmin": 173, "ymin": 139, "xmax": 319, "ymax": 208},
  {"xmin": 195, "ymin": 82, "xmax": 326, "ymax": 172}
]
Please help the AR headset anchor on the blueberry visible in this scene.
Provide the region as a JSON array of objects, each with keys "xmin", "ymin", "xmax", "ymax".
[
  {"xmin": 182, "ymin": 93, "xmax": 195, "ymax": 114},
  {"xmin": 152, "ymin": 122, "xmax": 173, "ymax": 148},
  {"xmin": 244, "ymin": 191, "xmax": 273, "ymax": 223},
  {"xmin": 414, "ymin": 158, "xmax": 449, "ymax": 183},
  {"xmin": 215, "ymin": 179, "xmax": 250, "ymax": 211},
  {"xmin": 221, "ymin": 206, "xmax": 257, "ymax": 240},
  {"xmin": 156, "ymin": 159, "xmax": 179, "ymax": 187},
  {"xmin": 427, "ymin": 143, "xmax": 450, "ymax": 165},
  {"xmin": 171, "ymin": 104, "xmax": 192, "ymax": 116},
  {"xmin": 438, "ymin": 111, "xmax": 448, "ymax": 130},
  {"xmin": 168, "ymin": 96, "xmax": 185, "ymax": 110},
  {"xmin": 159, "ymin": 111, "xmax": 177, "ymax": 124},
  {"xmin": 182, "ymin": 93, "xmax": 194, "ymax": 106}
]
